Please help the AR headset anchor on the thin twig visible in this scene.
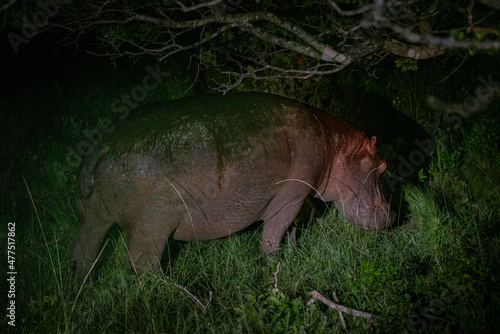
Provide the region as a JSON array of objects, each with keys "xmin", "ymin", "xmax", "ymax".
[
  {"xmin": 271, "ymin": 262, "xmax": 281, "ymax": 293},
  {"xmin": 332, "ymin": 291, "xmax": 347, "ymax": 329},
  {"xmin": 173, "ymin": 282, "xmax": 212, "ymax": 312}
]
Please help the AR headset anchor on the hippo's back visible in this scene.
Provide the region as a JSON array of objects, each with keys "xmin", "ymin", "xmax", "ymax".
[{"xmin": 107, "ymin": 93, "xmax": 303, "ymax": 162}]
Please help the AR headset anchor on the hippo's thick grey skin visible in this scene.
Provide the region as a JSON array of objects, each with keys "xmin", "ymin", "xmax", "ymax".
[{"xmin": 73, "ymin": 92, "xmax": 394, "ymax": 275}]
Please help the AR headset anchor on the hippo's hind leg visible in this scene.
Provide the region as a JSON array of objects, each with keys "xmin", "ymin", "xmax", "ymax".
[
  {"xmin": 73, "ymin": 210, "xmax": 115, "ymax": 277},
  {"xmin": 124, "ymin": 214, "xmax": 178, "ymax": 274}
]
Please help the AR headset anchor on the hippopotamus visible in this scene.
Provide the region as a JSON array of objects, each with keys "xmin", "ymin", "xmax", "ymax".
[{"xmin": 73, "ymin": 92, "xmax": 394, "ymax": 275}]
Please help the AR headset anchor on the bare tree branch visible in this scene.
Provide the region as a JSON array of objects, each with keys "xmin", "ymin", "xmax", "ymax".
[
  {"xmin": 382, "ymin": 37, "xmax": 446, "ymax": 59},
  {"xmin": 122, "ymin": 9, "xmax": 349, "ymax": 63},
  {"xmin": 332, "ymin": 0, "xmax": 500, "ymax": 50},
  {"xmin": 384, "ymin": 22, "xmax": 500, "ymax": 50},
  {"xmin": 38, "ymin": 0, "xmax": 499, "ymax": 90}
]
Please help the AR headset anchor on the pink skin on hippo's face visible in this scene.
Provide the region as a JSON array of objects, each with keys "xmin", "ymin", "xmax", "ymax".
[{"xmin": 318, "ymin": 136, "xmax": 394, "ymax": 230}]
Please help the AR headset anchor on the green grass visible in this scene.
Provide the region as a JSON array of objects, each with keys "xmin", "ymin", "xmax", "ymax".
[
  {"xmin": 1, "ymin": 58, "xmax": 499, "ymax": 333},
  {"xmin": 4, "ymin": 171, "xmax": 499, "ymax": 333}
]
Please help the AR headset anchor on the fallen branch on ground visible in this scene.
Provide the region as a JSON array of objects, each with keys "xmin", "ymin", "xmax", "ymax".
[{"xmin": 307, "ymin": 290, "xmax": 378, "ymax": 325}]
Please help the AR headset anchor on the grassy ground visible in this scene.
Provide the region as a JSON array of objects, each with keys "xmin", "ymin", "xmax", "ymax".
[{"xmin": 1, "ymin": 54, "xmax": 499, "ymax": 333}]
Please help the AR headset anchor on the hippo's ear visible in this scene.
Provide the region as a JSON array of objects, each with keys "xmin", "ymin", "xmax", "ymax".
[{"xmin": 367, "ymin": 136, "xmax": 377, "ymax": 155}]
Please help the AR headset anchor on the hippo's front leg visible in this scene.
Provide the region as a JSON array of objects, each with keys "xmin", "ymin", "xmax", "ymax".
[{"xmin": 261, "ymin": 200, "xmax": 304, "ymax": 253}]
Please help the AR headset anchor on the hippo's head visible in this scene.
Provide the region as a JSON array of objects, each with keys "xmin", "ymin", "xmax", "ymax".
[{"xmin": 319, "ymin": 135, "xmax": 395, "ymax": 230}]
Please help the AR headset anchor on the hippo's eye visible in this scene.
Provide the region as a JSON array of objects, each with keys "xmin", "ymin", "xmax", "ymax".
[{"xmin": 379, "ymin": 163, "xmax": 386, "ymax": 173}]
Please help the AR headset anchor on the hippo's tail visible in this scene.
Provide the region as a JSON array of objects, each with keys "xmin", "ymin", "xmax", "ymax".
[{"xmin": 78, "ymin": 146, "xmax": 109, "ymax": 199}]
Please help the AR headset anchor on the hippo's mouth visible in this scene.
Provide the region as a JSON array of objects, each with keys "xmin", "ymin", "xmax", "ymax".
[
  {"xmin": 335, "ymin": 199, "xmax": 395, "ymax": 230},
  {"xmin": 356, "ymin": 206, "xmax": 395, "ymax": 230}
]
